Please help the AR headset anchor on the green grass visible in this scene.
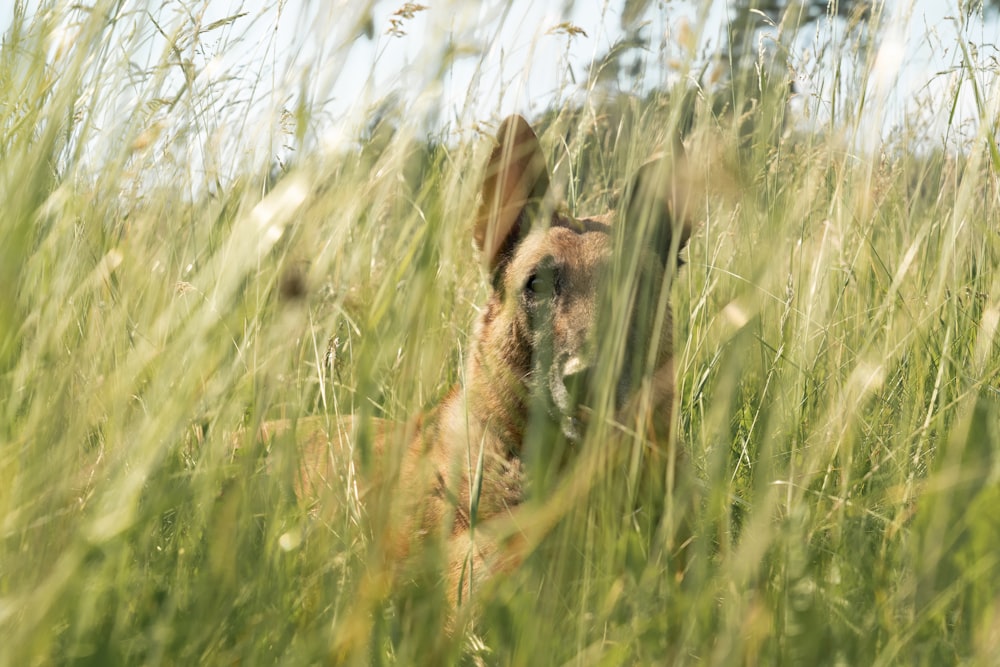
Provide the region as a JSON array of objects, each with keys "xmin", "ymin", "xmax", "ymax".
[{"xmin": 3, "ymin": 2, "xmax": 1000, "ymax": 665}]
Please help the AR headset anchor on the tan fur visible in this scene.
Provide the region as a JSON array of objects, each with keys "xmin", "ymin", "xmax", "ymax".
[{"xmin": 264, "ymin": 115, "xmax": 694, "ymax": 607}]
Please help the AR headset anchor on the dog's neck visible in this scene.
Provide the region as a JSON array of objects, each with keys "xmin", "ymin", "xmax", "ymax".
[{"xmin": 444, "ymin": 358, "xmax": 526, "ymax": 460}]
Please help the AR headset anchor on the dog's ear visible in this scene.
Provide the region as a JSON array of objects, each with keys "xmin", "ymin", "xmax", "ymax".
[
  {"xmin": 474, "ymin": 115, "xmax": 551, "ymax": 272},
  {"xmin": 621, "ymin": 153, "xmax": 694, "ymax": 270}
]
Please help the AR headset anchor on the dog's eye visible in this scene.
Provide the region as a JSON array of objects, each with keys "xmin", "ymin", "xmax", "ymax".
[
  {"xmin": 524, "ymin": 264, "xmax": 559, "ymax": 298},
  {"xmin": 524, "ymin": 256, "xmax": 560, "ymax": 300},
  {"xmin": 525, "ymin": 272, "xmax": 549, "ymax": 295}
]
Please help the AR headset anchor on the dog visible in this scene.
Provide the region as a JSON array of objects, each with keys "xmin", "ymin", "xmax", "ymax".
[{"xmin": 262, "ymin": 115, "xmax": 694, "ymax": 608}]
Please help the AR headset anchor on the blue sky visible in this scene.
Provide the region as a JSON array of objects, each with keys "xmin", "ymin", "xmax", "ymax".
[
  {"xmin": 251, "ymin": 1, "xmax": 999, "ymax": 146},
  {"xmin": 3, "ymin": 1, "xmax": 998, "ymax": 174}
]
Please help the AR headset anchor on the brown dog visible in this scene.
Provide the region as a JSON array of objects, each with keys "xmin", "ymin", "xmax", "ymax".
[{"xmin": 263, "ymin": 115, "xmax": 693, "ymax": 606}]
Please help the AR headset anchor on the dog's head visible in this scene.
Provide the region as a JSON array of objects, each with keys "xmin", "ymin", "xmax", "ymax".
[{"xmin": 471, "ymin": 115, "xmax": 693, "ymax": 448}]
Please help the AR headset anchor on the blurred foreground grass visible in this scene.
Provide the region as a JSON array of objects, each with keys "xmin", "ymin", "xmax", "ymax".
[{"xmin": 2, "ymin": 2, "xmax": 999, "ymax": 665}]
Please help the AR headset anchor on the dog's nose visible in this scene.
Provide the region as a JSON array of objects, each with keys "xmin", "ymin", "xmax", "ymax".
[{"xmin": 562, "ymin": 356, "xmax": 593, "ymax": 403}]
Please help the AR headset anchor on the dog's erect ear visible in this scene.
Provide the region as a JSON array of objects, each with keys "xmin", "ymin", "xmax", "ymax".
[
  {"xmin": 621, "ymin": 153, "xmax": 694, "ymax": 270},
  {"xmin": 474, "ymin": 115, "xmax": 551, "ymax": 272}
]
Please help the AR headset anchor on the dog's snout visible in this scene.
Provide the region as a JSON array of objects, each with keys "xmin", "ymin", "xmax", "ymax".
[{"xmin": 562, "ymin": 356, "xmax": 593, "ymax": 401}]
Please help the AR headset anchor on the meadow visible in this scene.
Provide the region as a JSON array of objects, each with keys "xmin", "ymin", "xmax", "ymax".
[{"xmin": 2, "ymin": 2, "xmax": 999, "ymax": 665}]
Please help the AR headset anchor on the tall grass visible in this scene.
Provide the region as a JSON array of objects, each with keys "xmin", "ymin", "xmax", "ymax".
[{"xmin": 2, "ymin": 1, "xmax": 999, "ymax": 665}]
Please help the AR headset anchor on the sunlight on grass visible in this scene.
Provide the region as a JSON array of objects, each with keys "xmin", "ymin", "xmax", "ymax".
[{"xmin": 1, "ymin": 1, "xmax": 998, "ymax": 664}]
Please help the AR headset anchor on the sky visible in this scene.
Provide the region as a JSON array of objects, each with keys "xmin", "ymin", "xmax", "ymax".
[
  {"xmin": 2, "ymin": 0, "xmax": 998, "ymax": 177},
  {"xmin": 235, "ymin": 0, "xmax": 1000, "ymax": 150}
]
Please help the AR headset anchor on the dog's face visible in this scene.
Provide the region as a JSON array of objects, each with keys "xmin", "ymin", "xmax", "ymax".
[
  {"xmin": 472, "ymin": 116, "xmax": 692, "ymax": 447},
  {"xmin": 499, "ymin": 215, "xmax": 608, "ymax": 440}
]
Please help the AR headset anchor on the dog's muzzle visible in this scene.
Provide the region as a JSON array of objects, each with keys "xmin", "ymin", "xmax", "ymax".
[{"xmin": 551, "ymin": 356, "xmax": 593, "ymax": 442}]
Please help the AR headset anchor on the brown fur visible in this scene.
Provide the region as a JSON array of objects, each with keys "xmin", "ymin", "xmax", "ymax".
[{"xmin": 264, "ymin": 115, "xmax": 694, "ymax": 607}]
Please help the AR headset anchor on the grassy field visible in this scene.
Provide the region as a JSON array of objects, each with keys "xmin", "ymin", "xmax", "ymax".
[{"xmin": 2, "ymin": 2, "xmax": 999, "ymax": 665}]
